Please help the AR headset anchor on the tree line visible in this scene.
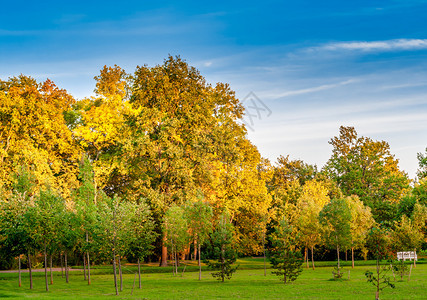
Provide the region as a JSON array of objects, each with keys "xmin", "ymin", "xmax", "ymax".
[{"xmin": 1, "ymin": 56, "xmax": 426, "ymax": 292}]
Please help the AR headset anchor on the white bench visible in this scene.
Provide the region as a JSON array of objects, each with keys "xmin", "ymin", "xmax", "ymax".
[{"xmin": 397, "ymin": 251, "xmax": 417, "ymax": 261}]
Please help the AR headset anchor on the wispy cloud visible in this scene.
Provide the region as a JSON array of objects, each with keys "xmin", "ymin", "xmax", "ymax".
[
  {"xmin": 265, "ymin": 79, "xmax": 357, "ymax": 99},
  {"xmin": 314, "ymin": 39, "xmax": 427, "ymax": 52}
]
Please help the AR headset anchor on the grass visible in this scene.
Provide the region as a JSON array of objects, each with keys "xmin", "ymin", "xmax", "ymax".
[{"xmin": 0, "ymin": 259, "xmax": 426, "ymax": 299}]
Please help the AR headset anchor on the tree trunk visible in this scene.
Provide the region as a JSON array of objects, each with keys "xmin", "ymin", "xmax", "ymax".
[
  {"xmin": 345, "ymin": 250, "xmax": 348, "ymax": 261},
  {"xmin": 198, "ymin": 243, "xmax": 202, "ymax": 281},
  {"xmin": 351, "ymin": 247, "xmax": 355, "ymax": 269},
  {"xmin": 65, "ymin": 251, "xmax": 69, "ymax": 283},
  {"xmin": 337, "ymin": 245, "xmax": 340, "ymax": 277},
  {"xmin": 175, "ymin": 249, "xmax": 178, "ymax": 275},
  {"xmin": 221, "ymin": 244, "xmax": 225, "ymax": 282},
  {"xmin": 160, "ymin": 234, "xmax": 168, "ymax": 267},
  {"xmin": 113, "ymin": 250, "xmax": 118, "ymax": 296},
  {"xmin": 44, "ymin": 244, "xmax": 49, "ymax": 291},
  {"xmin": 376, "ymin": 258, "xmax": 380, "ymax": 300},
  {"xmin": 305, "ymin": 247, "xmax": 309, "ymax": 268},
  {"xmin": 18, "ymin": 256, "xmax": 21, "ymax": 287},
  {"xmin": 83, "ymin": 255, "xmax": 87, "ymax": 280},
  {"xmin": 263, "ymin": 233, "xmax": 267, "ymax": 276},
  {"xmin": 86, "ymin": 232, "xmax": 91, "ymax": 285},
  {"xmin": 138, "ymin": 258, "xmax": 141, "ymax": 289},
  {"xmin": 60, "ymin": 252, "xmax": 63, "ymax": 278},
  {"xmin": 311, "ymin": 246, "xmax": 315, "ymax": 270},
  {"xmin": 50, "ymin": 254, "xmax": 53, "ymax": 285},
  {"xmin": 118, "ymin": 256, "xmax": 123, "ymax": 292},
  {"xmin": 193, "ymin": 239, "xmax": 197, "ymax": 261},
  {"xmin": 413, "ymin": 248, "xmax": 416, "ymax": 268},
  {"xmin": 28, "ymin": 251, "xmax": 33, "ymax": 289},
  {"xmin": 172, "ymin": 248, "xmax": 175, "ymax": 276}
]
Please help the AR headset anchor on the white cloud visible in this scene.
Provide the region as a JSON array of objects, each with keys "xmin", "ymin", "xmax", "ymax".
[
  {"xmin": 262, "ymin": 79, "xmax": 357, "ymax": 99},
  {"xmin": 315, "ymin": 39, "xmax": 427, "ymax": 52}
]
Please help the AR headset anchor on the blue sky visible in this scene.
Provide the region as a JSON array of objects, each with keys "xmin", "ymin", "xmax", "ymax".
[{"xmin": 1, "ymin": 0, "xmax": 427, "ymax": 178}]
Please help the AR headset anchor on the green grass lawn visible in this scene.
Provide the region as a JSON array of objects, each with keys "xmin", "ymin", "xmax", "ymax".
[{"xmin": 0, "ymin": 259, "xmax": 425, "ymax": 299}]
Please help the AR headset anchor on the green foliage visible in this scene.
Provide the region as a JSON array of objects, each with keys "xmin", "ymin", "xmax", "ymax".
[
  {"xmin": 323, "ymin": 126, "xmax": 409, "ymax": 224},
  {"xmin": 411, "ymin": 179, "xmax": 427, "ymax": 206},
  {"xmin": 126, "ymin": 200, "xmax": 157, "ymax": 262},
  {"xmin": 417, "ymin": 148, "xmax": 427, "ymax": 180},
  {"xmin": 393, "ymin": 259, "xmax": 409, "ymax": 281},
  {"xmin": 365, "ymin": 264, "xmax": 395, "ymax": 299},
  {"xmin": 366, "ymin": 226, "xmax": 391, "ymax": 260},
  {"xmin": 364, "ymin": 227, "xmax": 395, "ymax": 300},
  {"xmin": 319, "ymin": 197, "xmax": 352, "ymax": 279},
  {"xmin": 206, "ymin": 212, "xmax": 238, "ymax": 282},
  {"xmin": 319, "ymin": 198, "xmax": 352, "ymax": 249},
  {"xmin": 269, "ymin": 218, "xmax": 303, "ymax": 283},
  {"xmin": 0, "ymin": 167, "xmax": 37, "ymax": 260},
  {"xmin": 332, "ymin": 264, "xmax": 344, "ymax": 280},
  {"xmin": 397, "ymin": 195, "xmax": 417, "ymax": 219},
  {"xmin": 163, "ymin": 205, "xmax": 189, "ymax": 255},
  {"xmin": 184, "ymin": 198, "xmax": 213, "ymax": 248}
]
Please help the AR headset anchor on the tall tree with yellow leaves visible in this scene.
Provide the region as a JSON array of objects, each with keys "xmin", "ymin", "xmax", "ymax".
[{"xmin": 0, "ymin": 76, "xmax": 80, "ymax": 198}]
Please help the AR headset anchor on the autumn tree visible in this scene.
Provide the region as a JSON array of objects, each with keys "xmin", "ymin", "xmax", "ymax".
[
  {"xmin": 391, "ymin": 215, "xmax": 424, "ymax": 267},
  {"xmin": 411, "ymin": 202, "xmax": 427, "ymax": 244},
  {"xmin": 72, "ymin": 65, "xmax": 131, "ymax": 197},
  {"xmin": 121, "ymin": 56, "xmax": 269, "ymax": 263},
  {"xmin": 269, "ymin": 156, "xmax": 315, "ymax": 222},
  {"xmin": 296, "ymin": 179, "xmax": 330, "ymax": 269},
  {"xmin": 323, "ymin": 126, "xmax": 409, "ymax": 225},
  {"xmin": 0, "ymin": 76, "xmax": 80, "ymax": 198},
  {"xmin": 123, "ymin": 56, "xmax": 219, "ymax": 265},
  {"xmin": 347, "ymin": 195, "xmax": 374, "ymax": 268}
]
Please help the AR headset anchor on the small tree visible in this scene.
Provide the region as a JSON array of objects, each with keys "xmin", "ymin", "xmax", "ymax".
[
  {"xmin": 296, "ymin": 180, "xmax": 330, "ymax": 270},
  {"xmin": 393, "ymin": 259, "xmax": 409, "ymax": 281},
  {"xmin": 57, "ymin": 208, "xmax": 79, "ymax": 284},
  {"xmin": 269, "ymin": 217, "xmax": 303, "ymax": 283},
  {"xmin": 163, "ymin": 205, "xmax": 189, "ymax": 275},
  {"xmin": 365, "ymin": 226, "xmax": 395, "ymax": 300},
  {"xmin": 127, "ymin": 200, "xmax": 157, "ymax": 289},
  {"xmin": 348, "ymin": 195, "xmax": 374, "ymax": 268},
  {"xmin": 391, "ymin": 215, "xmax": 423, "ymax": 268},
  {"xmin": 0, "ymin": 166, "xmax": 38, "ymax": 289},
  {"xmin": 97, "ymin": 194, "xmax": 137, "ymax": 295},
  {"xmin": 74, "ymin": 156, "xmax": 98, "ymax": 285},
  {"xmin": 319, "ymin": 197, "xmax": 352, "ymax": 279},
  {"xmin": 207, "ymin": 212, "xmax": 237, "ymax": 282},
  {"xmin": 184, "ymin": 199, "xmax": 213, "ymax": 280},
  {"xmin": 31, "ymin": 188, "xmax": 64, "ymax": 291},
  {"xmin": 0, "ymin": 170, "xmax": 36, "ymax": 288}
]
